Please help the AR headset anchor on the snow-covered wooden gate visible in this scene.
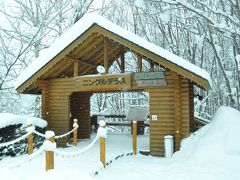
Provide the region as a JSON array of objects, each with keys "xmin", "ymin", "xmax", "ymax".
[{"xmin": 15, "ymin": 14, "xmax": 211, "ymax": 156}]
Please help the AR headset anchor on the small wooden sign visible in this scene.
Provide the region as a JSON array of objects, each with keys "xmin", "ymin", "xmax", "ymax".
[
  {"xmin": 136, "ymin": 79, "xmax": 167, "ymax": 86},
  {"xmin": 126, "ymin": 106, "xmax": 149, "ymax": 121},
  {"xmin": 134, "ymin": 71, "xmax": 167, "ymax": 87},
  {"xmin": 77, "ymin": 73, "xmax": 131, "ymax": 91},
  {"xmin": 135, "ymin": 71, "xmax": 165, "ymax": 80}
]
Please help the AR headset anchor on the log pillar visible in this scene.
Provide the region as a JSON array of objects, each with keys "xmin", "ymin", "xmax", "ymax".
[{"xmin": 174, "ymin": 75, "xmax": 181, "ymax": 151}]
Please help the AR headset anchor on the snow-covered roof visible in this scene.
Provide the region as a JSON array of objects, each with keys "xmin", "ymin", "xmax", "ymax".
[
  {"xmin": 0, "ymin": 113, "xmax": 47, "ymax": 129},
  {"xmin": 15, "ymin": 14, "xmax": 212, "ymax": 91}
]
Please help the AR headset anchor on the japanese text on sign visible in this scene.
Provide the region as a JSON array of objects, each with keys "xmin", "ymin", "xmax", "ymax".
[
  {"xmin": 78, "ymin": 73, "xmax": 131, "ymax": 91},
  {"xmin": 82, "ymin": 77, "xmax": 126, "ymax": 86}
]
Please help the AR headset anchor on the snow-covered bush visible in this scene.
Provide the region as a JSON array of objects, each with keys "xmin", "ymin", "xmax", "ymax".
[
  {"xmin": 0, "ymin": 114, "xmax": 47, "ymax": 160},
  {"xmin": 0, "ymin": 125, "xmax": 45, "ymax": 160}
]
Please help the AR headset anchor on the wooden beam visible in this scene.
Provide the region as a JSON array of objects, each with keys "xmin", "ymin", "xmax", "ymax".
[
  {"xmin": 17, "ymin": 29, "xmax": 97, "ymax": 93},
  {"xmin": 174, "ymin": 75, "xmax": 181, "ymax": 151},
  {"xmin": 49, "ymin": 60, "xmax": 73, "ymax": 78},
  {"xmin": 104, "ymin": 38, "xmax": 108, "ymax": 74},
  {"xmin": 137, "ymin": 54, "xmax": 142, "ymax": 72},
  {"xmin": 70, "ymin": 33, "xmax": 99, "ymax": 57},
  {"xmin": 74, "ymin": 60, "xmax": 79, "ymax": 77},
  {"xmin": 116, "ymin": 58, "xmax": 121, "ymax": 70},
  {"xmin": 94, "ymin": 26, "xmax": 211, "ymax": 91},
  {"xmin": 150, "ymin": 61, "xmax": 154, "ymax": 71},
  {"xmin": 78, "ymin": 38, "xmax": 104, "ymax": 60},
  {"xmin": 120, "ymin": 52, "xmax": 125, "ymax": 73},
  {"xmin": 81, "ymin": 46, "xmax": 124, "ymax": 75},
  {"xmin": 65, "ymin": 56, "xmax": 97, "ymax": 67}
]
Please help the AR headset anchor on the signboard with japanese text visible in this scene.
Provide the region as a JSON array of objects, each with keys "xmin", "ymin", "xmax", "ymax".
[
  {"xmin": 126, "ymin": 106, "xmax": 149, "ymax": 121},
  {"xmin": 136, "ymin": 79, "xmax": 167, "ymax": 86},
  {"xmin": 77, "ymin": 73, "xmax": 131, "ymax": 91},
  {"xmin": 134, "ymin": 71, "xmax": 167, "ymax": 87},
  {"xmin": 135, "ymin": 71, "xmax": 165, "ymax": 80}
]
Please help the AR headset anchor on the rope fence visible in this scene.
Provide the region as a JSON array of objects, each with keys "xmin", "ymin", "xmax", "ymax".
[
  {"xmin": 1, "ymin": 118, "xmax": 139, "ymax": 173},
  {"xmin": 55, "ymin": 125, "xmax": 79, "ymax": 139},
  {"xmin": 54, "ymin": 135, "xmax": 98, "ymax": 157},
  {"xmin": 43, "ymin": 120, "xmax": 107, "ymax": 171},
  {"xmin": 1, "ymin": 119, "xmax": 108, "ymax": 172},
  {"xmin": 0, "ymin": 129, "xmax": 33, "ymax": 148},
  {"xmin": 33, "ymin": 130, "xmax": 45, "ymax": 138}
]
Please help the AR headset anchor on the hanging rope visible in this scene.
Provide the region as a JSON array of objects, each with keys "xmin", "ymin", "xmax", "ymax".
[
  {"xmin": 0, "ymin": 129, "xmax": 34, "ymax": 148},
  {"xmin": 54, "ymin": 134, "xmax": 98, "ymax": 157},
  {"xmin": 33, "ymin": 130, "xmax": 45, "ymax": 137},
  {"xmin": 33, "ymin": 124, "xmax": 79, "ymax": 139},
  {"xmin": 53, "ymin": 124, "xmax": 107, "ymax": 158},
  {"xmin": 55, "ymin": 125, "xmax": 79, "ymax": 139}
]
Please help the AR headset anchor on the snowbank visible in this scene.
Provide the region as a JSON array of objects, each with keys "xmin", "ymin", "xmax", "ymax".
[
  {"xmin": 0, "ymin": 113, "xmax": 47, "ymax": 129},
  {"xmin": 173, "ymin": 106, "xmax": 240, "ymax": 165}
]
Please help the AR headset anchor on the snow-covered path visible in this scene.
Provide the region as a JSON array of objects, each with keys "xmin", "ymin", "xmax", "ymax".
[
  {"xmin": 1, "ymin": 106, "xmax": 240, "ymax": 180},
  {"xmin": 1, "ymin": 132, "xmax": 239, "ymax": 180},
  {"xmin": 0, "ymin": 133, "xmax": 150, "ymax": 180}
]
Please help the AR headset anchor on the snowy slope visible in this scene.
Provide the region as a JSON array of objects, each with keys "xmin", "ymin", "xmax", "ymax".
[{"xmin": 15, "ymin": 14, "xmax": 211, "ymax": 90}]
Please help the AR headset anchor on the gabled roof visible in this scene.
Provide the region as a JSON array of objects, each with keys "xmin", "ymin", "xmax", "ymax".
[{"xmin": 15, "ymin": 14, "xmax": 212, "ymax": 93}]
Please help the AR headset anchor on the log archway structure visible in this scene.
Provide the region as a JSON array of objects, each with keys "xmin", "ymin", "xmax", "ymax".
[{"xmin": 16, "ymin": 14, "xmax": 211, "ymax": 156}]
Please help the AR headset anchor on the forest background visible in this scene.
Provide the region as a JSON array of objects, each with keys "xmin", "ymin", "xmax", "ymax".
[{"xmin": 0, "ymin": 0, "xmax": 239, "ymax": 119}]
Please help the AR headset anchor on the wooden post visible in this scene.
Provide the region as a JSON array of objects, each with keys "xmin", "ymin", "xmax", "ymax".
[
  {"xmin": 174, "ymin": 75, "xmax": 181, "ymax": 151},
  {"xmin": 74, "ymin": 60, "xmax": 79, "ymax": 77},
  {"xmin": 104, "ymin": 38, "xmax": 108, "ymax": 74},
  {"xmin": 73, "ymin": 119, "xmax": 78, "ymax": 146},
  {"xmin": 100, "ymin": 136, "xmax": 106, "ymax": 168},
  {"xmin": 137, "ymin": 54, "xmax": 142, "ymax": 72},
  {"xmin": 28, "ymin": 124, "xmax": 33, "ymax": 155},
  {"xmin": 120, "ymin": 52, "xmax": 125, "ymax": 73},
  {"xmin": 98, "ymin": 120, "xmax": 107, "ymax": 168},
  {"xmin": 132, "ymin": 121, "xmax": 137, "ymax": 155},
  {"xmin": 150, "ymin": 62, "xmax": 154, "ymax": 71},
  {"xmin": 45, "ymin": 134, "xmax": 55, "ymax": 171}
]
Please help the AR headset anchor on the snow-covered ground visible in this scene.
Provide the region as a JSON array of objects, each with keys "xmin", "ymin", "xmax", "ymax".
[{"xmin": 0, "ymin": 106, "xmax": 240, "ymax": 180}]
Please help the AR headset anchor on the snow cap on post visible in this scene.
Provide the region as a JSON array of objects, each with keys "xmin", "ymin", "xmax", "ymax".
[
  {"xmin": 73, "ymin": 118, "xmax": 78, "ymax": 128},
  {"xmin": 26, "ymin": 119, "xmax": 33, "ymax": 126},
  {"xmin": 98, "ymin": 120, "xmax": 107, "ymax": 138},
  {"xmin": 26, "ymin": 125, "xmax": 35, "ymax": 132},
  {"xmin": 99, "ymin": 120, "xmax": 106, "ymax": 127},
  {"xmin": 45, "ymin": 130, "xmax": 55, "ymax": 139},
  {"xmin": 43, "ymin": 130, "xmax": 56, "ymax": 151}
]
